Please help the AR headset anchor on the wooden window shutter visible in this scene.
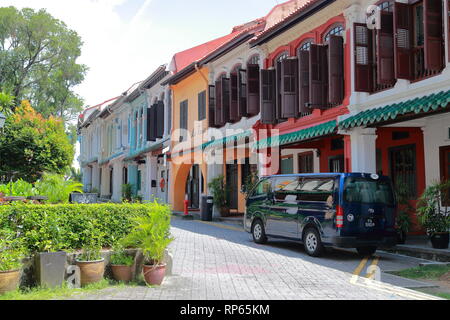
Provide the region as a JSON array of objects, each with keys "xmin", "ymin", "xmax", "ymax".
[
  {"xmin": 229, "ymin": 73, "xmax": 240, "ymax": 122},
  {"xmin": 180, "ymin": 101, "xmax": 188, "ymax": 130},
  {"xmin": 246, "ymin": 64, "xmax": 260, "ymax": 116},
  {"xmin": 208, "ymin": 85, "xmax": 216, "ymax": 128},
  {"xmin": 147, "ymin": 105, "xmax": 156, "ymax": 141},
  {"xmin": 328, "ymin": 35, "xmax": 344, "ymax": 105},
  {"xmin": 215, "ymin": 80, "xmax": 223, "ymax": 126},
  {"xmin": 237, "ymin": 69, "xmax": 248, "ymax": 117},
  {"xmin": 309, "ymin": 44, "xmax": 328, "ymax": 109},
  {"xmin": 298, "ymin": 50, "xmax": 310, "ymax": 113},
  {"xmin": 198, "ymin": 91, "xmax": 206, "ymax": 121},
  {"xmin": 221, "ymin": 77, "xmax": 231, "ymax": 124},
  {"xmin": 354, "ymin": 23, "xmax": 373, "ymax": 92},
  {"xmin": 260, "ymin": 69, "xmax": 276, "ymax": 124},
  {"xmin": 394, "ymin": 2, "xmax": 413, "ymax": 80},
  {"xmin": 424, "ymin": 0, "xmax": 444, "ymax": 72},
  {"xmin": 281, "ymin": 58, "xmax": 299, "ymax": 118},
  {"xmin": 377, "ymin": 12, "xmax": 395, "ymax": 85},
  {"xmin": 275, "ymin": 61, "xmax": 283, "ymax": 120},
  {"xmin": 156, "ymin": 100, "xmax": 164, "ymax": 138}
]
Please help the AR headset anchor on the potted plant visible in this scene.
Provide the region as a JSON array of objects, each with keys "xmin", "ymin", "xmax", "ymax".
[
  {"xmin": 121, "ymin": 184, "xmax": 132, "ymax": 202},
  {"xmin": 110, "ymin": 244, "xmax": 134, "ymax": 283},
  {"xmin": 0, "ymin": 231, "xmax": 25, "ymax": 294},
  {"xmin": 417, "ymin": 180, "xmax": 450, "ymax": 249},
  {"xmin": 208, "ymin": 175, "xmax": 230, "ymax": 217},
  {"xmin": 122, "ymin": 201, "xmax": 173, "ymax": 286},
  {"xmin": 34, "ymin": 240, "xmax": 67, "ymax": 289},
  {"xmin": 241, "ymin": 172, "xmax": 259, "ymax": 199},
  {"xmin": 75, "ymin": 234, "xmax": 105, "ymax": 287},
  {"xmin": 394, "ymin": 183, "xmax": 413, "ymax": 244}
]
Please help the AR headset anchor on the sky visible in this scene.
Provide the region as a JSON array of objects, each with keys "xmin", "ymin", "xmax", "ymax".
[{"xmin": 1, "ymin": 0, "xmax": 282, "ymax": 108}]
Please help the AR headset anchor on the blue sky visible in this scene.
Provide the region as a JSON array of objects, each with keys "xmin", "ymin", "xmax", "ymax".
[{"xmin": 2, "ymin": 0, "xmax": 281, "ymax": 107}]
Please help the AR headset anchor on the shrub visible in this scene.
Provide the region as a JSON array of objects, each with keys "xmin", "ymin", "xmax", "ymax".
[
  {"xmin": 0, "ymin": 203, "xmax": 155, "ymax": 253},
  {"xmin": 110, "ymin": 244, "xmax": 134, "ymax": 266},
  {"xmin": 0, "ymin": 229, "xmax": 26, "ymax": 272},
  {"xmin": 34, "ymin": 173, "xmax": 83, "ymax": 204}
]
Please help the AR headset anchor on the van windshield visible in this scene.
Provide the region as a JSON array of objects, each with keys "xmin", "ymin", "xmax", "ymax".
[{"xmin": 344, "ymin": 177, "xmax": 394, "ymax": 206}]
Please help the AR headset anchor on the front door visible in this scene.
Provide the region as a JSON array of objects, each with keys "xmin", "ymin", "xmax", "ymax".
[
  {"xmin": 390, "ymin": 144, "xmax": 416, "ymax": 198},
  {"xmin": 226, "ymin": 163, "xmax": 239, "ymax": 210}
]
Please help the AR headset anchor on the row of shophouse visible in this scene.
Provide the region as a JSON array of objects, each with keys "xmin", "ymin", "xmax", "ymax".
[{"xmin": 78, "ymin": 0, "xmax": 450, "ymax": 230}]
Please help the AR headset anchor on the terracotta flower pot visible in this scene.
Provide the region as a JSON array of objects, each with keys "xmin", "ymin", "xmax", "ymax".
[
  {"xmin": 76, "ymin": 259, "xmax": 105, "ymax": 287},
  {"xmin": 111, "ymin": 265, "xmax": 133, "ymax": 282},
  {"xmin": 0, "ymin": 270, "xmax": 20, "ymax": 295},
  {"xmin": 143, "ymin": 264, "xmax": 166, "ymax": 286}
]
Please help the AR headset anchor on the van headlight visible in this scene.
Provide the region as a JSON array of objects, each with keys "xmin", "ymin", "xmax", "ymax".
[{"xmin": 347, "ymin": 214, "xmax": 355, "ymax": 222}]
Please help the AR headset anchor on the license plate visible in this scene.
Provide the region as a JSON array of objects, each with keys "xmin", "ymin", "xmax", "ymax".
[{"xmin": 365, "ymin": 219, "xmax": 375, "ymax": 228}]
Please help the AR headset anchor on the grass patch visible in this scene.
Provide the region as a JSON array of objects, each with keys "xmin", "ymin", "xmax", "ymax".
[
  {"xmin": 391, "ymin": 265, "xmax": 450, "ymax": 280},
  {"xmin": 0, "ymin": 279, "xmax": 143, "ymax": 301}
]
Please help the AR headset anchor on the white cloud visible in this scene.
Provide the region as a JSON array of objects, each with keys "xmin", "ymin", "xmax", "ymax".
[{"xmin": 1, "ymin": 0, "xmax": 169, "ymax": 107}]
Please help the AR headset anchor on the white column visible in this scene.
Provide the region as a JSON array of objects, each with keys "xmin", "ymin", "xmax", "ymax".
[
  {"xmin": 112, "ymin": 161, "xmax": 123, "ymax": 202},
  {"xmin": 349, "ymin": 128, "xmax": 377, "ymax": 174}
]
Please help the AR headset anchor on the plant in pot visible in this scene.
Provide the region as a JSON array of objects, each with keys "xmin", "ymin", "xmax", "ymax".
[
  {"xmin": 394, "ymin": 182, "xmax": 413, "ymax": 244},
  {"xmin": 110, "ymin": 244, "xmax": 134, "ymax": 283},
  {"xmin": 34, "ymin": 240, "xmax": 67, "ymax": 289},
  {"xmin": 417, "ymin": 180, "xmax": 450, "ymax": 249},
  {"xmin": 208, "ymin": 175, "xmax": 230, "ymax": 217},
  {"xmin": 122, "ymin": 201, "xmax": 173, "ymax": 286},
  {"xmin": 75, "ymin": 230, "xmax": 105, "ymax": 287},
  {"xmin": 0, "ymin": 230, "xmax": 25, "ymax": 295},
  {"xmin": 240, "ymin": 172, "xmax": 259, "ymax": 199}
]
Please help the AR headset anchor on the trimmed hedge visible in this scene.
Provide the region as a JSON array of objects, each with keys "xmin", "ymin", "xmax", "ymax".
[{"xmin": 0, "ymin": 203, "xmax": 157, "ymax": 253}]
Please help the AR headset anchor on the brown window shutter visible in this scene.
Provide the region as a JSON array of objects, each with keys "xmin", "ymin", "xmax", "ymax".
[
  {"xmin": 215, "ymin": 80, "xmax": 223, "ymax": 127},
  {"xmin": 354, "ymin": 23, "xmax": 373, "ymax": 92},
  {"xmin": 298, "ymin": 50, "xmax": 310, "ymax": 113},
  {"xmin": 309, "ymin": 44, "xmax": 327, "ymax": 109},
  {"xmin": 394, "ymin": 2, "xmax": 413, "ymax": 80},
  {"xmin": 281, "ymin": 58, "xmax": 299, "ymax": 118},
  {"xmin": 377, "ymin": 12, "xmax": 395, "ymax": 85},
  {"xmin": 208, "ymin": 85, "xmax": 216, "ymax": 128},
  {"xmin": 229, "ymin": 73, "xmax": 240, "ymax": 122},
  {"xmin": 260, "ymin": 69, "xmax": 276, "ymax": 124},
  {"xmin": 424, "ymin": 0, "xmax": 444, "ymax": 72},
  {"xmin": 246, "ymin": 64, "xmax": 260, "ymax": 116},
  {"xmin": 328, "ymin": 35, "xmax": 344, "ymax": 105},
  {"xmin": 221, "ymin": 77, "xmax": 231, "ymax": 124},
  {"xmin": 146, "ymin": 107, "xmax": 154, "ymax": 141},
  {"xmin": 275, "ymin": 61, "xmax": 283, "ymax": 121},
  {"xmin": 237, "ymin": 69, "xmax": 248, "ymax": 117},
  {"xmin": 156, "ymin": 101, "xmax": 164, "ymax": 138}
]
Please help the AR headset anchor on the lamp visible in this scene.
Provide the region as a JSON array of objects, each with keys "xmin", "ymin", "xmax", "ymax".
[{"xmin": 0, "ymin": 111, "xmax": 6, "ymax": 129}]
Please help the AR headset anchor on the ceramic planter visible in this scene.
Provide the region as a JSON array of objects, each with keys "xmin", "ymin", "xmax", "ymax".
[
  {"xmin": 396, "ymin": 230, "xmax": 407, "ymax": 245},
  {"xmin": 0, "ymin": 270, "xmax": 20, "ymax": 294},
  {"xmin": 75, "ymin": 259, "xmax": 105, "ymax": 287},
  {"xmin": 430, "ymin": 232, "xmax": 449, "ymax": 249},
  {"xmin": 143, "ymin": 264, "xmax": 166, "ymax": 286},
  {"xmin": 35, "ymin": 251, "xmax": 67, "ymax": 288},
  {"xmin": 111, "ymin": 265, "xmax": 133, "ymax": 282}
]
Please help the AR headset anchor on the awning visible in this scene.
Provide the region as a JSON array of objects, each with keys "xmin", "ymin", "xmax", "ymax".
[
  {"xmin": 339, "ymin": 89, "xmax": 450, "ymax": 130},
  {"xmin": 254, "ymin": 120, "xmax": 337, "ymax": 149},
  {"xmin": 201, "ymin": 130, "xmax": 253, "ymax": 150}
]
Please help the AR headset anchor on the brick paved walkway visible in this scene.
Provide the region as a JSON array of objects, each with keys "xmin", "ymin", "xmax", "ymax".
[{"xmin": 73, "ymin": 218, "xmax": 438, "ymax": 300}]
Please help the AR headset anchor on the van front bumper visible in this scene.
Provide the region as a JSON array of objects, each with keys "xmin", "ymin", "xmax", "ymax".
[{"xmin": 331, "ymin": 236, "xmax": 397, "ymax": 248}]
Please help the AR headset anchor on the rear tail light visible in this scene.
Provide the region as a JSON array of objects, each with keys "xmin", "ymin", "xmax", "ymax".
[{"xmin": 336, "ymin": 205, "xmax": 344, "ymax": 228}]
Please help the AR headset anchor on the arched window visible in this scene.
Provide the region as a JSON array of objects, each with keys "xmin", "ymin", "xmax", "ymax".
[
  {"xmin": 247, "ymin": 54, "xmax": 260, "ymax": 65},
  {"xmin": 323, "ymin": 24, "xmax": 344, "ymax": 43},
  {"xmin": 275, "ymin": 51, "xmax": 289, "ymax": 63},
  {"xmin": 297, "ymin": 39, "xmax": 314, "ymax": 53},
  {"xmin": 378, "ymin": 1, "xmax": 393, "ymax": 12}
]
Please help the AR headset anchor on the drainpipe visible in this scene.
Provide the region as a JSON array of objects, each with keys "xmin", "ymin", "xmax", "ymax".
[{"xmin": 195, "ymin": 63, "xmax": 209, "ymax": 85}]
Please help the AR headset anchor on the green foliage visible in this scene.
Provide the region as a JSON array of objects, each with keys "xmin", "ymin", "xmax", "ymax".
[
  {"xmin": 241, "ymin": 171, "xmax": 259, "ymax": 199},
  {"xmin": 395, "ymin": 182, "xmax": 413, "ymax": 233},
  {"xmin": 0, "ymin": 102, "xmax": 75, "ymax": 182},
  {"xmin": 0, "ymin": 179, "xmax": 35, "ymax": 197},
  {"xmin": 110, "ymin": 244, "xmax": 134, "ymax": 266},
  {"xmin": 34, "ymin": 172, "xmax": 83, "ymax": 204},
  {"xmin": 392, "ymin": 264, "xmax": 450, "ymax": 280},
  {"xmin": 122, "ymin": 184, "xmax": 133, "ymax": 202},
  {"xmin": 121, "ymin": 201, "xmax": 173, "ymax": 266},
  {"xmin": 0, "ymin": 91, "xmax": 14, "ymax": 115},
  {"xmin": 67, "ymin": 167, "xmax": 82, "ymax": 183},
  {"xmin": 0, "ymin": 229, "xmax": 26, "ymax": 271},
  {"xmin": 0, "ymin": 6, "xmax": 87, "ymax": 121},
  {"xmin": 208, "ymin": 175, "xmax": 229, "ymax": 210},
  {"xmin": 0, "ymin": 203, "xmax": 152, "ymax": 253},
  {"xmin": 417, "ymin": 180, "xmax": 450, "ymax": 234}
]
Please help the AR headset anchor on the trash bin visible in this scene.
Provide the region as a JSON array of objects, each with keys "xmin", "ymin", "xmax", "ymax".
[{"xmin": 201, "ymin": 195, "xmax": 214, "ymax": 221}]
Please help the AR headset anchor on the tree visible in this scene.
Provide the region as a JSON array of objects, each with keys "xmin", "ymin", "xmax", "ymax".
[
  {"xmin": 0, "ymin": 6, "xmax": 87, "ymax": 122},
  {"xmin": 0, "ymin": 100, "xmax": 74, "ymax": 182}
]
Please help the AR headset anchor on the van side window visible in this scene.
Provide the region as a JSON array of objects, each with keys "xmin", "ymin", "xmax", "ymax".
[
  {"xmin": 253, "ymin": 179, "xmax": 272, "ymax": 197},
  {"xmin": 297, "ymin": 178, "xmax": 335, "ymax": 202},
  {"xmin": 273, "ymin": 177, "xmax": 301, "ymax": 201}
]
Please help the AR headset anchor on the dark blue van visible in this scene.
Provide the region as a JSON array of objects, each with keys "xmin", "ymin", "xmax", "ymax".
[{"xmin": 244, "ymin": 173, "xmax": 397, "ymax": 257}]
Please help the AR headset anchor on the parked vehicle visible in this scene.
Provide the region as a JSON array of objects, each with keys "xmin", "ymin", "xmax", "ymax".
[{"xmin": 244, "ymin": 173, "xmax": 397, "ymax": 257}]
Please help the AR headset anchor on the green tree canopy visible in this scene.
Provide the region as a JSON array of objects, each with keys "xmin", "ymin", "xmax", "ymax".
[
  {"xmin": 0, "ymin": 100, "xmax": 74, "ymax": 182},
  {"xmin": 0, "ymin": 6, "xmax": 87, "ymax": 121}
]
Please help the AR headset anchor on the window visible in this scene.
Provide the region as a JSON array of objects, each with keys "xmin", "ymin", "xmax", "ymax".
[
  {"xmin": 298, "ymin": 152, "xmax": 314, "ymax": 173},
  {"xmin": 297, "ymin": 40, "xmax": 314, "ymax": 53},
  {"xmin": 273, "ymin": 176, "xmax": 301, "ymax": 201},
  {"xmin": 247, "ymin": 63, "xmax": 261, "ymax": 116},
  {"xmin": 329, "ymin": 155, "xmax": 344, "ymax": 173},
  {"xmin": 324, "ymin": 24, "xmax": 344, "ymax": 43},
  {"xmin": 344, "ymin": 177, "xmax": 394, "ymax": 205},
  {"xmin": 229, "ymin": 68, "xmax": 240, "ymax": 122},
  {"xmin": 198, "ymin": 91, "xmax": 206, "ymax": 121},
  {"xmin": 252, "ymin": 178, "xmax": 271, "ymax": 197},
  {"xmin": 331, "ymin": 138, "xmax": 344, "ymax": 150},
  {"xmin": 248, "ymin": 55, "xmax": 260, "ymax": 65},
  {"xmin": 379, "ymin": 1, "xmax": 393, "ymax": 12},
  {"xmin": 179, "ymin": 100, "xmax": 188, "ymax": 142},
  {"xmin": 390, "ymin": 145, "xmax": 416, "ymax": 198},
  {"xmin": 298, "ymin": 178, "xmax": 335, "ymax": 202},
  {"xmin": 280, "ymin": 156, "xmax": 294, "ymax": 174}
]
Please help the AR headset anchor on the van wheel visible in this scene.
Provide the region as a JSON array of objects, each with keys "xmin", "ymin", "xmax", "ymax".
[
  {"xmin": 303, "ymin": 228, "xmax": 324, "ymax": 257},
  {"xmin": 356, "ymin": 246, "xmax": 377, "ymax": 256},
  {"xmin": 252, "ymin": 220, "xmax": 267, "ymax": 244}
]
